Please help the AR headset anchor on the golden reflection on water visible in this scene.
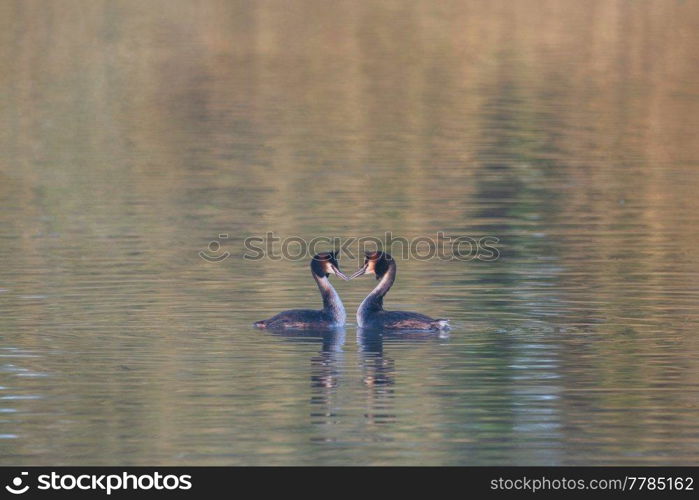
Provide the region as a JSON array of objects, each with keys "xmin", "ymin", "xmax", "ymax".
[{"xmin": 0, "ymin": 0, "xmax": 698, "ymax": 464}]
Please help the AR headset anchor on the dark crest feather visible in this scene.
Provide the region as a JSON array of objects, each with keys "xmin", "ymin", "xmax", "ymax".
[
  {"xmin": 311, "ymin": 251, "xmax": 340, "ymax": 278},
  {"xmin": 365, "ymin": 251, "xmax": 391, "ymax": 279}
]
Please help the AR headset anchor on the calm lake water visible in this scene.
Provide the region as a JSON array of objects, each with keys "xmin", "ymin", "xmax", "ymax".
[{"xmin": 1, "ymin": 0, "xmax": 698, "ymax": 465}]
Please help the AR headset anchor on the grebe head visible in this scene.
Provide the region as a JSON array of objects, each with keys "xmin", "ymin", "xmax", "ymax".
[
  {"xmin": 311, "ymin": 252, "xmax": 349, "ymax": 280},
  {"xmin": 349, "ymin": 251, "xmax": 393, "ymax": 280}
]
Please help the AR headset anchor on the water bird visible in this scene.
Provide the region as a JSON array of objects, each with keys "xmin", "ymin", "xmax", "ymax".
[
  {"xmin": 349, "ymin": 251, "xmax": 450, "ymax": 331},
  {"xmin": 254, "ymin": 252, "xmax": 349, "ymax": 329}
]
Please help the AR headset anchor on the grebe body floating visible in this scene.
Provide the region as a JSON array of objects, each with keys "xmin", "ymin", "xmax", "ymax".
[
  {"xmin": 350, "ymin": 251, "xmax": 450, "ymax": 331},
  {"xmin": 254, "ymin": 252, "xmax": 348, "ymax": 330}
]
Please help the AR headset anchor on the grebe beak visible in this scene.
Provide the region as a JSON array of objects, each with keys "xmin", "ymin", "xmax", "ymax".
[
  {"xmin": 348, "ymin": 264, "xmax": 368, "ymax": 280},
  {"xmin": 332, "ymin": 265, "xmax": 350, "ymax": 281}
]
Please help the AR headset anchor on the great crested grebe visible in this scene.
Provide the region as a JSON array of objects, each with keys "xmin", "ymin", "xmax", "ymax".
[
  {"xmin": 349, "ymin": 251, "xmax": 450, "ymax": 331},
  {"xmin": 254, "ymin": 252, "xmax": 349, "ymax": 329}
]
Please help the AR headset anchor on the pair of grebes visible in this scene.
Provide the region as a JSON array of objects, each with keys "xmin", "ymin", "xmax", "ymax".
[{"xmin": 255, "ymin": 251, "xmax": 449, "ymax": 331}]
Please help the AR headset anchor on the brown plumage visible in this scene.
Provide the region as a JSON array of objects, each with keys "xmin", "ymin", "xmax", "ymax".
[
  {"xmin": 349, "ymin": 251, "xmax": 450, "ymax": 331},
  {"xmin": 254, "ymin": 252, "xmax": 348, "ymax": 329}
]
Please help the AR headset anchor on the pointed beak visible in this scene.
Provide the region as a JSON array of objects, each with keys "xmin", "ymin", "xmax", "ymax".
[
  {"xmin": 332, "ymin": 265, "xmax": 350, "ymax": 281},
  {"xmin": 348, "ymin": 264, "xmax": 368, "ymax": 280}
]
